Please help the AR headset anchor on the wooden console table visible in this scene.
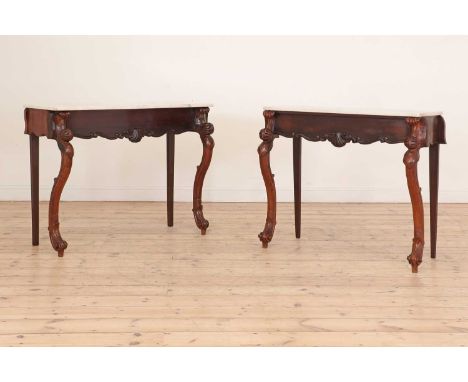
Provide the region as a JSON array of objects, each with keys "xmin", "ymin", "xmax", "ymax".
[
  {"xmin": 25, "ymin": 105, "xmax": 214, "ymax": 257},
  {"xmin": 258, "ymin": 107, "xmax": 446, "ymax": 273}
]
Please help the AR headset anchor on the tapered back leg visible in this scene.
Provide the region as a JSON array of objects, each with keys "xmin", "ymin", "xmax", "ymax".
[
  {"xmin": 293, "ymin": 135, "xmax": 302, "ymax": 239},
  {"xmin": 166, "ymin": 131, "xmax": 175, "ymax": 227},
  {"xmin": 30, "ymin": 135, "xmax": 39, "ymax": 246},
  {"xmin": 429, "ymin": 143, "xmax": 440, "ymax": 259}
]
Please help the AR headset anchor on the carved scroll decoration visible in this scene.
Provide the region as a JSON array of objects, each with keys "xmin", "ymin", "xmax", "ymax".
[
  {"xmin": 80, "ymin": 128, "xmax": 167, "ymax": 142},
  {"xmin": 258, "ymin": 110, "xmax": 278, "ymax": 247},
  {"xmin": 48, "ymin": 112, "xmax": 74, "ymax": 257},
  {"xmin": 298, "ymin": 132, "xmax": 392, "ymax": 147},
  {"xmin": 192, "ymin": 108, "xmax": 214, "ymax": 234},
  {"xmin": 403, "ymin": 117, "xmax": 426, "ymax": 272}
]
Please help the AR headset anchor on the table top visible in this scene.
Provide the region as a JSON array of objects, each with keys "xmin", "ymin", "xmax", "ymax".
[
  {"xmin": 25, "ymin": 103, "xmax": 213, "ymax": 111},
  {"xmin": 263, "ymin": 106, "xmax": 442, "ymax": 117}
]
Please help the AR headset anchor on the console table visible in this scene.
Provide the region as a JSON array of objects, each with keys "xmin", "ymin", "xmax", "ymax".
[
  {"xmin": 257, "ymin": 107, "xmax": 446, "ymax": 273},
  {"xmin": 24, "ymin": 104, "xmax": 215, "ymax": 257}
]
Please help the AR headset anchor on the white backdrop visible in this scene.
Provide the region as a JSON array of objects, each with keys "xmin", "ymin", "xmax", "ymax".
[{"xmin": 0, "ymin": 36, "xmax": 467, "ymax": 202}]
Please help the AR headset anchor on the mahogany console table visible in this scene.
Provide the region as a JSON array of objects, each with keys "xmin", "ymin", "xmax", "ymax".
[
  {"xmin": 25, "ymin": 105, "xmax": 214, "ymax": 257},
  {"xmin": 257, "ymin": 107, "xmax": 446, "ymax": 273}
]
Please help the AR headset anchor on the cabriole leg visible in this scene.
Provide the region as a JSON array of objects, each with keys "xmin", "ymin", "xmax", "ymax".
[
  {"xmin": 404, "ymin": 118, "xmax": 425, "ymax": 273},
  {"xmin": 258, "ymin": 110, "xmax": 277, "ymax": 248},
  {"xmin": 192, "ymin": 108, "xmax": 214, "ymax": 235},
  {"xmin": 48, "ymin": 113, "xmax": 73, "ymax": 257}
]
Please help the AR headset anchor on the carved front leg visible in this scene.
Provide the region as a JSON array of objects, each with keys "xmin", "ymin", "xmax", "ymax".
[
  {"xmin": 404, "ymin": 118, "xmax": 426, "ymax": 273},
  {"xmin": 258, "ymin": 110, "xmax": 277, "ymax": 248},
  {"xmin": 192, "ymin": 108, "xmax": 214, "ymax": 235},
  {"xmin": 49, "ymin": 112, "xmax": 74, "ymax": 257}
]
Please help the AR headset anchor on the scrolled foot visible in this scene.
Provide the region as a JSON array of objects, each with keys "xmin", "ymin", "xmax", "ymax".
[
  {"xmin": 407, "ymin": 254, "xmax": 422, "ymax": 273},
  {"xmin": 258, "ymin": 230, "xmax": 272, "ymax": 248},
  {"xmin": 259, "ymin": 237, "xmax": 269, "ymax": 248},
  {"xmin": 49, "ymin": 223, "xmax": 68, "ymax": 257},
  {"xmin": 407, "ymin": 238, "xmax": 424, "ymax": 273},
  {"xmin": 193, "ymin": 206, "xmax": 209, "ymax": 235},
  {"xmin": 258, "ymin": 220, "xmax": 275, "ymax": 248}
]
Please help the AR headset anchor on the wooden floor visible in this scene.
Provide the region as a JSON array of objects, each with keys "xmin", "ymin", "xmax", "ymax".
[{"xmin": 0, "ymin": 201, "xmax": 467, "ymax": 346}]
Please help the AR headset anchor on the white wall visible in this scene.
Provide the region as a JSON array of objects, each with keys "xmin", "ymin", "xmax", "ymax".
[{"xmin": 1, "ymin": 36, "xmax": 467, "ymax": 202}]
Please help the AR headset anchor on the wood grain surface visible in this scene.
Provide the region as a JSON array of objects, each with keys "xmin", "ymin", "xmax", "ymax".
[{"xmin": 0, "ymin": 202, "xmax": 466, "ymax": 346}]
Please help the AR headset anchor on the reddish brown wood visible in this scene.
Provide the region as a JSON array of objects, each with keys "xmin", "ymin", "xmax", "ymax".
[
  {"xmin": 192, "ymin": 108, "xmax": 215, "ymax": 235},
  {"xmin": 403, "ymin": 117, "xmax": 426, "ymax": 273},
  {"xmin": 48, "ymin": 112, "xmax": 74, "ymax": 257},
  {"xmin": 429, "ymin": 143, "xmax": 440, "ymax": 259},
  {"xmin": 273, "ymin": 111, "xmax": 443, "ymax": 146},
  {"xmin": 66, "ymin": 108, "xmax": 197, "ymax": 140},
  {"xmin": 293, "ymin": 135, "xmax": 301, "ymax": 239},
  {"xmin": 29, "ymin": 135, "xmax": 39, "ymax": 246},
  {"xmin": 258, "ymin": 110, "xmax": 278, "ymax": 248},
  {"xmin": 167, "ymin": 130, "xmax": 175, "ymax": 227},
  {"xmin": 24, "ymin": 108, "xmax": 50, "ymax": 137},
  {"xmin": 25, "ymin": 106, "xmax": 214, "ymax": 256},
  {"xmin": 258, "ymin": 109, "xmax": 446, "ymax": 273}
]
